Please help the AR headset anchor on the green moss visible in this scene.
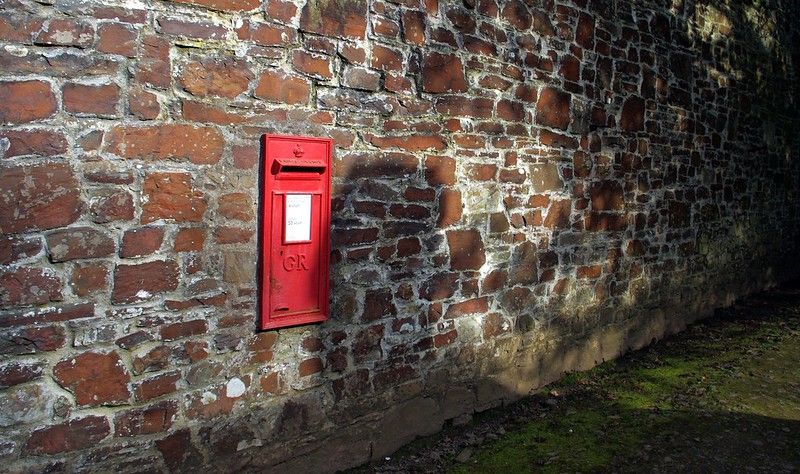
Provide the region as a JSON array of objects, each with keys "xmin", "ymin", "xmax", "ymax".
[{"xmin": 451, "ymin": 295, "xmax": 800, "ymax": 472}]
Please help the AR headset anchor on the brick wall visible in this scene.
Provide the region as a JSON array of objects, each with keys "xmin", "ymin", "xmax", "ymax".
[{"xmin": 1, "ymin": 0, "xmax": 799, "ymax": 471}]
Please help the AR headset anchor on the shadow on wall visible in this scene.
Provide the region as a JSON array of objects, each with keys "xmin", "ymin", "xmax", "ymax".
[{"xmin": 194, "ymin": 1, "xmax": 800, "ymax": 472}]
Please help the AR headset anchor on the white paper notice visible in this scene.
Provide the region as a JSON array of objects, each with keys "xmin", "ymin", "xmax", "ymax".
[{"xmin": 285, "ymin": 194, "xmax": 312, "ymax": 242}]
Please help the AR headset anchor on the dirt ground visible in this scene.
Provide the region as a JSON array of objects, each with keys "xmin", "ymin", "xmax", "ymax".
[{"xmin": 351, "ymin": 282, "xmax": 800, "ymax": 473}]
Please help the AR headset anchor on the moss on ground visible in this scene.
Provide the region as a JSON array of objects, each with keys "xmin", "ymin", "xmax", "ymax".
[{"xmin": 452, "ymin": 288, "xmax": 800, "ymax": 473}]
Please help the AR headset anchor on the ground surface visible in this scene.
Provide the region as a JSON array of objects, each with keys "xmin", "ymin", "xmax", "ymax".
[{"xmin": 351, "ymin": 283, "xmax": 800, "ymax": 473}]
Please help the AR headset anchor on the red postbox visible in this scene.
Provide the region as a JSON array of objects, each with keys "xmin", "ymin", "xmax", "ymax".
[{"xmin": 260, "ymin": 134, "xmax": 332, "ymax": 330}]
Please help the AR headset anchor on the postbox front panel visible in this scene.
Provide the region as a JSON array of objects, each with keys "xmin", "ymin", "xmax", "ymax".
[{"xmin": 260, "ymin": 135, "xmax": 331, "ymax": 330}]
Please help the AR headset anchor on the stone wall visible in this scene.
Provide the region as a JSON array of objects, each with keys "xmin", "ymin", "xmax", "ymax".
[{"xmin": 1, "ymin": 0, "xmax": 799, "ymax": 471}]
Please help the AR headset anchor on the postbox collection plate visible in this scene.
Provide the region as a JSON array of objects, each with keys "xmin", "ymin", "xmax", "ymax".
[{"xmin": 260, "ymin": 135, "xmax": 332, "ymax": 330}]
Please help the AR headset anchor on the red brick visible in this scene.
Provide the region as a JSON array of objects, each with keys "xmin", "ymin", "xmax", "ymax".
[
  {"xmin": 585, "ymin": 212, "xmax": 628, "ymax": 232},
  {"xmin": 181, "ymin": 99, "xmax": 246, "ymax": 125},
  {"xmin": 373, "ymin": 16, "xmax": 400, "ymax": 38},
  {"xmin": 158, "ymin": 18, "xmax": 226, "ymax": 40},
  {"xmin": 134, "ymin": 371, "xmax": 181, "ymax": 402},
  {"xmin": 397, "ymin": 237, "xmax": 422, "ymax": 257},
  {"xmin": 160, "ymin": 319, "xmax": 207, "ymax": 341},
  {"xmin": 435, "ymin": 96, "xmax": 494, "ymax": 118},
  {"xmin": 84, "ymin": 165, "xmax": 134, "ymax": 184},
  {"xmin": 258, "ymin": 371, "xmax": 283, "ymax": 394},
  {"xmin": 298, "ymin": 357, "xmax": 324, "ymax": 377},
  {"xmin": 371, "ymin": 44, "xmax": 404, "ymax": 71},
  {"xmin": 112, "ymin": 260, "xmax": 179, "ymax": 304},
  {"xmin": 299, "ymin": 0, "xmax": 367, "ymax": 39},
  {"xmin": 0, "ymin": 361, "xmax": 44, "ymax": 388},
  {"xmin": 365, "ymin": 134, "xmax": 447, "ymax": 152},
  {"xmin": 267, "ymin": 0, "xmax": 297, "ymax": 22},
  {"xmin": 218, "ymin": 193, "xmax": 254, "ymax": 221},
  {"xmin": 248, "ymin": 332, "xmax": 278, "ymax": 357},
  {"xmin": 0, "ymin": 235, "xmax": 42, "ymax": 265},
  {"xmin": 501, "ymin": 0, "xmax": 530, "ymax": 30},
  {"xmin": 467, "ymin": 164, "xmax": 497, "ymax": 181},
  {"xmin": 352, "ymin": 325, "xmax": 384, "ymax": 362},
  {"xmin": 89, "ymin": 189, "xmax": 134, "ymax": 223},
  {"xmin": 214, "ymin": 226, "xmax": 253, "ymax": 244},
  {"xmin": 255, "ymin": 70, "xmax": 310, "ymax": 105},
  {"xmin": 0, "ymin": 304, "xmax": 93, "ymax": 329},
  {"xmin": 447, "ymin": 230, "xmax": 485, "ymax": 271},
  {"xmin": 544, "ymin": 199, "xmax": 571, "ymax": 229},
  {"xmin": 497, "ymin": 99, "xmax": 525, "ymax": 121},
  {"xmin": 293, "ymin": 50, "xmax": 333, "ymax": 79},
  {"xmin": 238, "ymin": 20, "xmax": 296, "ymax": 45},
  {"xmin": 0, "ymin": 129, "xmax": 67, "ymax": 158},
  {"xmin": 419, "ymin": 272, "xmax": 459, "ymax": 301},
  {"xmin": 36, "ymin": 19, "xmax": 94, "ymax": 47},
  {"xmin": 71, "ymin": 263, "xmax": 109, "ymax": 297},
  {"xmin": 0, "ymin": 267, "xmax": 61, "ymax": 308},
  {"xmin": 232, "ymin": 144, "xmax": 258, "ymax": 169},
  {"xmin": 452, "ymin": 134, "xmax": 485, "ymax": 149},
  {"xmin": 25, "ymin": 416, "xmax": 110, "ymax": 455},
  {"xmin": 575, "ymin": 12, "xmax": 595, "ymax": 49},
  {"xmin": 515, "ymin": 84, "xmax": 538, "ymax": 102},
  {"xmin": 115, "ymin": 330, "xmax": 151, "ymax": 350},
  {"xmin": 481, "ymin": 269, "xmax": 507, "ymax": 294},
  {"xmin": 175, "ymin": 227, "xmax": 206, "ymax": 252},
  {"xmin": 0, "ymin": 326, "xmax": 65, "ymax": 357},
  {"xmin": 577, "ymin": 265, "xmax": 602, "ymax": 279},
  {"xmin": 121, "ymin": 226, "xmax": 165, "ymax": 258},
  {"xmin": 340, "ymin": 43, "xmax": 366, "ymax": 64},
  {"xmin": 105, "ymin": 124, "xmax": 224, "ymax": 165},
  {"xmin": 445, "ymin": 296, "xmax": 488, "ymax": 319},
  {"xmin": 93, "ymin": 7, "xmax": 147, "ymax": 24},
  {"xmin": 179, "ymin": 57, "xmax": 253, "ymax": 99},
  {"xmin": 185, "ymin": 385, "xmax": 237, "ymax": 420},
  {"xmin": 0, "ymin": 49, "xmax": 121, "ymax": 77},
  {"xmin": 78, "ymin": 130, "xmax": 104, "ymax": 151},
  {"xmin": 135, "ymin": 36, "xmax": 171, "ymax": 88},
  {"xmin": 422, "ymin": 52, "xmax": 467, "ymax": 93},
  {"xmin": 0, "ymin": 13, "xmax": 43, "ymax": 43},
  {"xmin": 425, "ymin": 155, "xmax": 456, "ymax": 186},
  {"xmin": 129, "ymin": 87, "xmax": 160, "ymax": 120},
  {"xmin": 432, "ymin": 329, "xmax": 456, "ymax": 347},
  {"xmin": 540, "ymin": 129, "xmax": 578, "ymax": 148},
  {"xmin": 141, "ymin": 172, "xmax": 208, "ymax": 224},
  {"xmin": 404, "ymin": 186, "xmax": 436, "ymax": 202},
  {"xmin": 53, "ymin": 351, "xmax": 131, "ymax": 406},
  {"xmin": 536, "ymin": 87, "xmax": 571, "ymax": 130},
  {"xmin": 0, "ymin": 81, "xmax": 57, "ymax": 124},
  {"xmin": 437, "ymin": 189, "xmax": 462, "ymax": 228},
  {"xmin": 114, "ymin": 400, "xmax": 177, "ymax": 437},
  {"xmin": 362, "ymin": 288, "xmax": 396, "ymax": 322},
  {"xmin": 97, "ymin": 23, "xmax": 138, "ymax": 57},
  {"xmin": 45, "ymin": 227, "xmax": 115, "ymax": 262},
  {"xmin": 403, "ymin": 10, "xmax": 426, "ymax": 45}
]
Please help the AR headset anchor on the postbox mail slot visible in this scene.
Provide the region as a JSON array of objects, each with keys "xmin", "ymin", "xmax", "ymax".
[
  {"xmin": 260, "ymin": 135, "xmax": 332, "ymax": 331},
  {"xmin": 273, "ymin": 158, "xmax": 327, "ymax": 175}
]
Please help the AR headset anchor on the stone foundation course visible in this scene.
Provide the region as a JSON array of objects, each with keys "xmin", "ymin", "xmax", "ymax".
[{"xmin": 0, "ymin": 0, "xmax": 799, "ymax": 472}]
